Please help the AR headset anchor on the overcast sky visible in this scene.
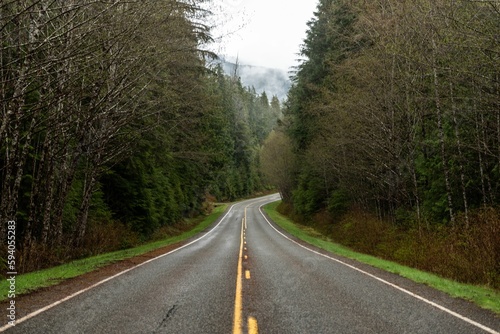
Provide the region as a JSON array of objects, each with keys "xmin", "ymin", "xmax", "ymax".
[{"xmin": 211, "ymin": 0, "xmax": 318, "ymax": 71}]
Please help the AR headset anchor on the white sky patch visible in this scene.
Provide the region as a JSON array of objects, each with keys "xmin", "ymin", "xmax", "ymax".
[{"xmin": 210, "ymin": 0, "xmax": 318, "ymax": 71}]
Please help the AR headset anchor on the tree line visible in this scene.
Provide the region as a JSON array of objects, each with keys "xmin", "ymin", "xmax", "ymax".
[
  {"xmin": 261, "ymin": 0, "xmax": 499, "ymax": 286},
  {"xmin": 0, "ymin": 0, "xmax": 280, "ymax": 272}
]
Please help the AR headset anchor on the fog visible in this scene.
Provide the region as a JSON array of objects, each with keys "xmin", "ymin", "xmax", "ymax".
[{"xmin": 220, "ymin": 59, "xmax": 291, "ymax": 102}]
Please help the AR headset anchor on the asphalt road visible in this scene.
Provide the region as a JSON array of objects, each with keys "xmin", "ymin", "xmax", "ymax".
[{"xmin": 4, "ymin": 194, "xmax": 500, "ymax": 333}]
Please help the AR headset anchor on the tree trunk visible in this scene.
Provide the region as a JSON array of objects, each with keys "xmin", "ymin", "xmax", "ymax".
[
  {"xmin": 73, "ymin": 166, "xmax": 97, "ymax": 247},
  {"xmin": 431, "ymin": 36, "xmax": 455, "ymax": 223},
  {"xmin": 450, "ymin": 80, "xmax": 469, "ymax": 226}
]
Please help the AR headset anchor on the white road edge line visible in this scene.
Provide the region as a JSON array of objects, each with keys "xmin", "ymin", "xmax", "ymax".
[
  {"xmin": 258, "ymin": 201, "xmax": 499, "ymax": 334},
  {"xmin": 0, "ymin": 204, "xmax": 237, "ymax": 332}
]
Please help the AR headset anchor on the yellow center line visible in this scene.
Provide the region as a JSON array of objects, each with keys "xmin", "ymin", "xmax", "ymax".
[
  {"xmin": 248, "ymin": 316, "xmax": 259, "ymax": 334},
  {"xmin": 234, "ymin": 204, "xmax": 260, "ymax": 334},
  {"xmin": 232, "ymin": 205, "xmax": 248, "ymax": 334}
]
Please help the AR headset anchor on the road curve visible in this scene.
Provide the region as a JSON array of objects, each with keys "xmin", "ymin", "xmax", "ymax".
[{"xmin": 3, "ymin": 194, "xmax": 499, "ymax": 333}]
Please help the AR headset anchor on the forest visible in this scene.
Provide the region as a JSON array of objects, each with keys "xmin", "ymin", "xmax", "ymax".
[
  {"xmin": 2, "ymin": 0, "xmax": 499, "ymax": 290},
  {"xmin": 261, "ymin": 0, "xmax": 500, "ymax": 288},
  {"xmin": 0, "ymin": 0, "xmax": 280, "ymax": 273}
]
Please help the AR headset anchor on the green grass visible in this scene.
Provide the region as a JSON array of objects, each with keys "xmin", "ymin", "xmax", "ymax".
[
  {"xmin": 263, "ymin": 201, "xmax": 500, "ymax": 314},
  {"xmin": 0, "ymin": 204, "xmax": 228, "ymax": 301}
]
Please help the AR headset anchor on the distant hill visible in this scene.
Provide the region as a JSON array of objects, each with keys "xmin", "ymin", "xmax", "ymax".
[{"xmin": 219, "ymin": 59, "xmax": 291, "ymax": 102}]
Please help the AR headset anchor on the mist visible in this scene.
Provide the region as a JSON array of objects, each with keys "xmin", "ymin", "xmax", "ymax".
[{"xmin": 220, "ymin": 59, "xmax": 292, "ymax": 102}]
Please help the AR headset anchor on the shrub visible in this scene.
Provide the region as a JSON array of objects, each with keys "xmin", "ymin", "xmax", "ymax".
[{"xmin": 307, "ymin": 205, "xmax": 500, "ymax": 289}]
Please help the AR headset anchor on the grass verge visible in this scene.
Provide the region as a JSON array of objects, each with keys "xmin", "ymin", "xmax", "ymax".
[
  {"xmin": 0, "ymin": 204, "xmax": 228, "ymax": 301},
  {"xmin": 263, "ymin": 201, "xmax": 500, "ymax": 314}
]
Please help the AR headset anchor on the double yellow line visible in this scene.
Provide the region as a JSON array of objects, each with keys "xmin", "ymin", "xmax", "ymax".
[{"xmin": 233, "ymin": 205, "xmax": 258, "ymax": 334}]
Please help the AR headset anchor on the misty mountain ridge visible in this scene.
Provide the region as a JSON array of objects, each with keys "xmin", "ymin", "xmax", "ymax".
[{"xmin": 218, "ymin": 59, "xmax": 291, "ymax": 102}]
